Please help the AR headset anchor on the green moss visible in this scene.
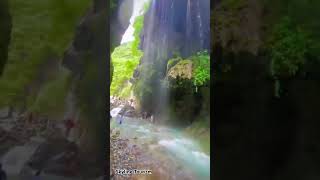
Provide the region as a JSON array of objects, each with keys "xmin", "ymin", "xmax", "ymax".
[
  {"xmin": 132, "ymin": 1, "xmax": 151, "ymax": 56},
  {"xmin": 0, "ymin": 0, "xmax": 91, "ymax": 107},
  {"xmin": 167, "ymin": 51, "xmax": 210, "ymax": 89},
  {"xmin": 30, "ymin": 68, "xmax": 71, "ymax": 118},
  {"xmin": 76, "ymin": 53, "xmax": 107, "ymax": 155},
  {"xmin": 132, "ymin": 64, "xmax": 156, "ymax": 111},
  {"xmin": 119, "ymin": 83, "xmax": 132, "ymax": 98},
  {"xmin": 76, "ymin": 54, "xmax": 103, "ymax": 120},
  {"xmin": 167, "ymin": 57, "xmax": 181, "ymax": 71}
]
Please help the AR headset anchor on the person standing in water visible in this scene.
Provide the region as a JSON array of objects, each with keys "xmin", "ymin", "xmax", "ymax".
[
  {"xmin": 0, "ymin": 164, "xmax": 7, "ymax": 180},
  {"xmin": 117, "ymin": 112, "xmax": 125, "ymax": 125}
]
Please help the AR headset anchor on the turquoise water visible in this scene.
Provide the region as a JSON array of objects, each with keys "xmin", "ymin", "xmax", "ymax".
[{"xmin": 110, "ymin": 117, "xmax": 210, "ymax": 180}]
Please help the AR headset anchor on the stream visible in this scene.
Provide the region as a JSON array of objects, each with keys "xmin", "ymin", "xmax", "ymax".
[{"xmin": 110, "ymin": 107, "xmax": 210, "ymax": 180}]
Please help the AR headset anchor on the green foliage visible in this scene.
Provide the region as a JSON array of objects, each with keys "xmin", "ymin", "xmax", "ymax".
[
  {"xmin": 265, "ymin": 0, "xmax": 320, "ymax": 59},
  {"xmin": 76, "ymin": 53, "xmax": 107, "ymax": 155},
  {"xmin": 132, "ymin": 63, "xmax": 156, "ymax": 110},
  {"xmin": 0, "ymin": 0, "xmax": 90, "ymax": 107},
  {"xmin": 132, "ymin": 1, "xmax": 151, "ymax": 56},
  {"xmin": 269, "ymin": 17, "xmax": 309, "ymax": 78},
  {"xmin": 112, "ymin": 1, "xmax": 151, "ymax": 98},
  {"xmin": 132, "ymin": 15, "xmax": 144, "ymax": 56},
  {"xmin": 110, "ymin": 42, "xmax": 140, "ymax": 98},
  {"xmin": 30, "ymin": 68, "xmax": 71, "ymax": 117},
  {"xmin": 77, "ymin": 54, "xmax": 103, "ymax": 120},
  {"xmin": 191, "ymin": 51, "xmax": 210, "ymax": 87},
  {"xmin": 166, "ymin": 51, "xmax": 210, "ymax": 90}
]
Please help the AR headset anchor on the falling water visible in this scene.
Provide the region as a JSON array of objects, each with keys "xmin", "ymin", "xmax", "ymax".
[
  {"xmin": 197, "ymin": 0, "xmax": 204, "ymax": 47},
  {"xmin": 111, "ymin": 0, "xmax": 210, "ymax": 179},
  {"xmin": 121, "ymin": 0, "xmax": 150, "ymax": 44}
]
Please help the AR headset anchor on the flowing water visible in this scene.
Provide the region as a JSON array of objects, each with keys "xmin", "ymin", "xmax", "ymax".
[
  {"xmin": 110, "ymin": 110, "xmax": 210, "ymax": 180},
  {"xmin": 121, "ymin": 0, "xmax": 150, "ymax": 44}
]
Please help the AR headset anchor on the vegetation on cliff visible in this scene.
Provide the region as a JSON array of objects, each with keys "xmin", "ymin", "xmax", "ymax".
[
  {"xmin": 269, "ymin": 17, "xmax": 309, "ymax": 78},
  {"xmin": 111, "ymin": 1, "xmax": 150, "ymax": 99},
  {"xmin": 110, "ymin": 42, "xmax": 140, "ymax": 98},
  {"xmin": 167, "ymin": 51, "xmax": 210, "ymax": 90},
  {"xmin": 0, "ymin": 0, "xmax": 90, "ymax": 110},
  {"xmin": 31, "ymin": 68, "xmax": 72, "ymax": 118}
]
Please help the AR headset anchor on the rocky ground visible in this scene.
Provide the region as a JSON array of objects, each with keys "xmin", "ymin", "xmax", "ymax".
[
  {"xmin": 0, "ymin": 110, "xmax": 104, "ymax": 179},
  {"xmin": 110, "ymin": 97, "xmax": 140, "ymax": 118}
]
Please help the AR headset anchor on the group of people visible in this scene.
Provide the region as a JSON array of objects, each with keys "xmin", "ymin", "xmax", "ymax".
[{"xmin": 0, "ymin": 163, "xmax": 42, "ymax": 180}]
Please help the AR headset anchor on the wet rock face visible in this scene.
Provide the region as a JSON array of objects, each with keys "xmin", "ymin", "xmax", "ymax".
[
  {"xmin": 140, "ymin": 0, "xmax": 210, "ymax": 65},
  {"xmin": 213, "ymin": 0, "xmax": 263, "ymax": 55},
  {"xmin": 213, "ymin": 51, "xmax": 291, "ymax": 179},
  {"xmin": 110, "ymin": 0, "xmax": 133, "ymax": 52},
  {"xmin": 133, "ymin": 0, "xmax": 210, "ymax": 115},
  {"xmin": 0, "ymin": 0, "xmax": 12, "ymax": 76},
  {"xmin": 213, "ymin": 46, "xmax": 320, "ymax": 179}
]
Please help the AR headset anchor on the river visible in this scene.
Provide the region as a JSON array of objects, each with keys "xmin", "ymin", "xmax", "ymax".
[{"xmin": 110, "ymin": 107, "xmax": 210, "ymax": 180}]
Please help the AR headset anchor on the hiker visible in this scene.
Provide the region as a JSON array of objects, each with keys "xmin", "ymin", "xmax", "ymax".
[
  {"xmin": 32, "ymin": 170, "xmax": 42, "ymax": 180},
  {"xmin": 129, "ymin": 99, "xmax": 134, "ymax": 106},
  {"xmin": 142, "ymin": 112, "xmax": 147, "ymax": 119},
  {"xmin": 0, "ymin": 164, "xmax": 7, "ymax": 180},
  {"xmin": 64, "ymin": 118, "xmax": 75, "ymax": 138},
  {"xmin": 117, "ymin": 113, "xmax": 124, "ymax": 125}
]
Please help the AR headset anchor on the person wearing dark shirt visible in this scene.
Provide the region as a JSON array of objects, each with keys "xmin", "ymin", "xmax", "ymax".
[{"xmin": 0, "ymin": 164, "xmax": 7, "ymax": 180}]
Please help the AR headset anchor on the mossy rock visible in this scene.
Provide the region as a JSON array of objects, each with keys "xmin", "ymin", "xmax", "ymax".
[
  {"xmin": 167, "ymin": 60, "xmax": 193, "ymax": 80},
  {"xmin": 166, "ymin": 57, "xmax": 181, "ymax": 72}
]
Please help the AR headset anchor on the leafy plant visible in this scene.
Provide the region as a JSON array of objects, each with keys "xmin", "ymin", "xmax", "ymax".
[
  {"xmin": 110, "ymin": 42, "xmax": 140, "ymax": 97},
  {"xmin": 269, "ymin": 17, "xmax": 309, "ymax": 78},
  {"xmin": 191, "ymin": 51, "xmax": 210, "ymax": 88}
]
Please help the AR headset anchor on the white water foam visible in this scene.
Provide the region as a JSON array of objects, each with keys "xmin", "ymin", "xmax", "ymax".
[
  {"xmin": 110, "ymin": 106, "xmax": 124, "ymax": 117},
  {"xmin": 192, "ymin": 151, "xmax": 210, "ymax": 161}
]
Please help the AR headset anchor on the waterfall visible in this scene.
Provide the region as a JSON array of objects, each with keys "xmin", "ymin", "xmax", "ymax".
[
  {"xmin": 133, "ymin": 0, "xmax": 210, "ymax": 118},
  {"xmin": 121, "ymin": 0, "xmax": 150, "ymax": 44}
]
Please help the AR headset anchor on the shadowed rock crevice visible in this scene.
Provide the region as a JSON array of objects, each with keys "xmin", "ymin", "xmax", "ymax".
[{"xmin": 0, "ymin": 0, "xmax": 12, "ymax": 76}]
